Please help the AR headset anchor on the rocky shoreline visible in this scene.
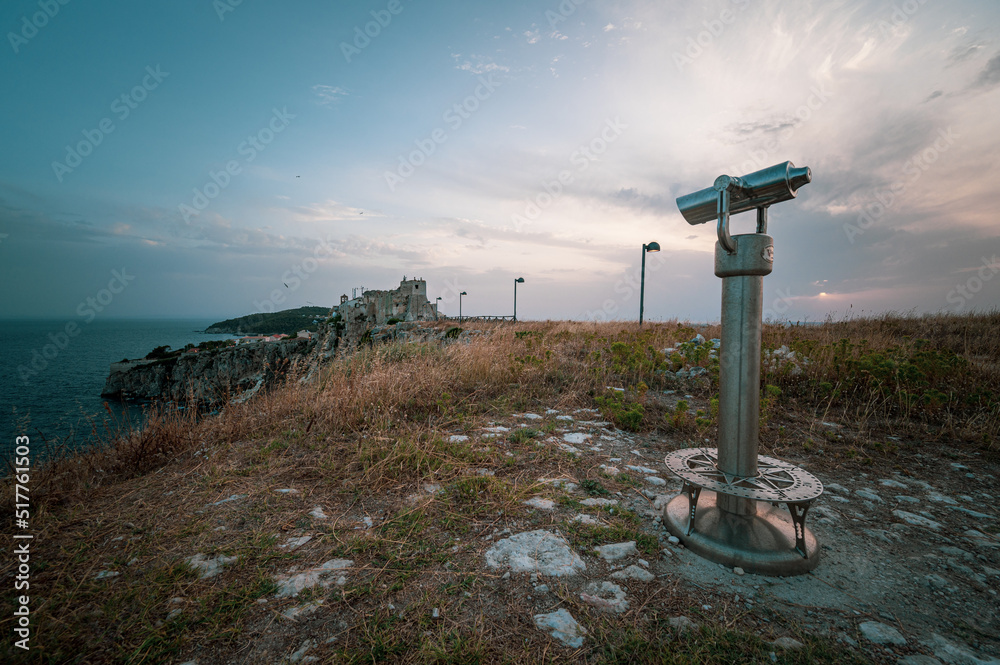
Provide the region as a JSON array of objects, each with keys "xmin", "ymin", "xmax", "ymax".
[{"xmin": 100, "ymin": 336, "xmax": 320, "ymax": 404}]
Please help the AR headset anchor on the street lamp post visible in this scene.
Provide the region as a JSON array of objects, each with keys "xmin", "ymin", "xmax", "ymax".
[
  {"xmin": 513, "ymin": 277, "xmax": 524, "ymax": 322},
  {"xmin": 459, "ymin": 291, "xmax": 467, "ymax": 323},
  {"xmin": 640, "ymin": 242, "xmax": 660, "ymax": 325}
]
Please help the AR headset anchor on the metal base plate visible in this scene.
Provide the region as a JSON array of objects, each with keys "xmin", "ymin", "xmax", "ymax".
[
  {"xmin": 663, "ymin": 490, "xmax": 820, "ymax": 576},
  {"xmin": 665, "ymin": 447, "xmax": 823, "ymax": 504}
]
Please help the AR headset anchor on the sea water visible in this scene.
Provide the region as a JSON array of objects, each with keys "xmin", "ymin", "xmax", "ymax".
[{"xmin": 0, "ymin": 319, "xmax": 236, "ymax": 461}]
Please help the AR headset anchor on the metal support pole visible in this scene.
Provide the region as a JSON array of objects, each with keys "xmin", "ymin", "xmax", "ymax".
[
  {"xmin": 513, "ymin": 281, "xmax": 517, "ymax": 323},
  {"xmin": 640, "ymin": 246, "xmax": 647, "ymax": 325}
]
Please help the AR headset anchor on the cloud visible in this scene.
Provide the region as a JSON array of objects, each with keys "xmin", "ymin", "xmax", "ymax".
[
  {"xmin": 971, "ymin": 52, "xmax": 1000, "ymax": 88},
  {"xmin": 312, "ymin": 85, "xmax": 349, "ymax": 107},
  {"xmin": 606, "ymin": 187, "xmax": 675, "ymax": 215},
  {"xmin": 947, "ymin": 41, "xmax": 983, "ymax": 65},
  {"xmin": 453, "ymin": 54, "xmax": 511, "ymax": 75}
]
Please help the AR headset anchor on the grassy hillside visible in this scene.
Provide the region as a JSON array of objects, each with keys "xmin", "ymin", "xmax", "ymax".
[
  {"xmin": 4, "ymin": 312, "xmax": 998, "ymax": 664},
  {"xmin": 204, "ymin": 306, "xmax": 331, "ymax": 336}
]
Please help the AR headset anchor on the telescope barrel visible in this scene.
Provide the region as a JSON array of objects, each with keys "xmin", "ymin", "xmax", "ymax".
[{"xmin": 676, "ymin": 161, "xmax": 812, "ymax": 225}]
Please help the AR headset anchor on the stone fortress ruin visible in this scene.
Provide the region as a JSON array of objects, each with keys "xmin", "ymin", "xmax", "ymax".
[{"xmin": 336, "ymin": 277, "xmax": 439, "ymax": 342}]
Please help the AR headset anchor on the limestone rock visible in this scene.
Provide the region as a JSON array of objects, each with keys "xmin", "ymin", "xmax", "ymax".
[
  {"xmin": 770, "ymin": 637, "xmax": 805, "ymax": 650},
  {"xmin": 893, "ymin": 510, "xmax": 943, "ymax": 530},
  {"xmin": 594, "ymin": 541, "xmax": 637, "ymax": 561},
  {"xmin": 579, "ymin": 581, "xmax": 629, "ymax": 613},
  {"xmin": 484, "ymin": 530, "xmax": 586, "ymax": 577},
  {"xmin": 930, "ymin": 633, "xmax": 1000, "ymax": 664},
  {"xmin": 610, "ymin": 565, "xmax": 655, "ymax": 582},
  {"xmin": 859, "ymin": 621, "xmax": 906, "ymax": 645},
  {"xmin": 185, "ymin": 553, "xmax": 238, "ymax": 579},
  {"xmin": 669, "ymin": 616, "xmax": 699, "ymax": 632},
  {"xmin": 523, "ymin": 498, "xmax": 556, "ymax": 511},
  {"xmin": 534, "ymin": 609, "xmax": 586, "ymax": 648},
  {"xmin": 275, "ymin": 559, "xmax": 353, "ymax": 598}
]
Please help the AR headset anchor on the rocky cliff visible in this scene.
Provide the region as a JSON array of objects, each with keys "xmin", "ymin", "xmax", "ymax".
[
  {"xmin": 101, "ymin": 337, "xmax": 319, "ymax": 403},
  {"xmin": 99, "ymin": 319, "xmax": 465, "ymax": 405}
]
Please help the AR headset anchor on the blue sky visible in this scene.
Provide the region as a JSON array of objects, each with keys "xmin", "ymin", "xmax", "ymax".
[{"xmin": 2, "ymin": 0, "xmax": 999, "ymax": 323}]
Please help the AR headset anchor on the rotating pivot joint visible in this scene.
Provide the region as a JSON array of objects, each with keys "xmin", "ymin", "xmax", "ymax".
[{"xmin": 713, "ymin": 175, "xmax": 748, "ymax": 255}]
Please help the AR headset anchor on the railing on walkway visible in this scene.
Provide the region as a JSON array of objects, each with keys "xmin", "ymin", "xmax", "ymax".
[{"xmin": 439, "ymin": 315, "xmax": 515, "ymax": 322}]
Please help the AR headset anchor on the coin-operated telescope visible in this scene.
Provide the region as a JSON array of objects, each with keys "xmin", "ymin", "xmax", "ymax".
[
  {"xmin": 676, "ymin": 161, "xmax": 811, "ymax": 253},
  {"xmin": 662, "ymin": 161, "xmax": 823, "ymax": 576}
]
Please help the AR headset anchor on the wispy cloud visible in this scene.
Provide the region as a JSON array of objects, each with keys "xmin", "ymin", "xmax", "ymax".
[
  {"xmin": 971, "ymin": 52, "xmax": 1000, "ymax": 88},
  {"xmin": 312, "ymin": 84, "xmax": 349, "ymax": 107}
]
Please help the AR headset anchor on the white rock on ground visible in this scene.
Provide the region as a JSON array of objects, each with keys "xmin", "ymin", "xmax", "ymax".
[
  {"xmin": 572, "ymin": 514, "xmax": 599, "ymax": 525},
  {"xmin": 559, "ymin": 444, "xmax": 583, "ymax": 455},
  {"xmin": 282, "ymin": 600, "xmax": 323, "ymax": 620},
  {"xmin": 610, "ymin": 565, "xmax": 655, "ymax": 582},
  {"xmin": 539, "ymin": 478, "xmax": 579, "ymax": 492},
  {"xmin": 859, "ymin": 621, "xmax": 906, "ymax": 645},
  {"xmin": 185, "ymin": 554, "xmax": 238, "ymax": 579},
  {"xmin": 448, "ymin": 435, "xmax": 469, "ymax": 443},
  {"xmin": 645, "ymin": 476, "xmax": 667, "ymax": 486},
  {"xmin": 308, "ymin": 506, "xmax": 328, "ymax": 519},
  {"xmin": 580, "ymin": 581, "xmax": 629, "ymax": 613},
  {"xmin": 563, "ymin": 433, "xmax": 591, "ymax": 444},
  {"xmin": 893, "ymin": 510, "xmax": 943, "ymax": 530},
  {"xmin": 898, "ymin": 656, "xmax": 944, "ymax": 665},
  {"xmin": 855, "ymin": 489, "xmax": 883, "ymax": 503},
  {"xmin": 280, "ymin": 536, "xmax": 312, "ymax": 550},
  {"xmin": 206, "ymin": 494, "xmax": 246, "ymax": 507},
  {"xmin": 626, "ymin": 465, "xmax": 657, "ymax": 474},
  {"xmin": 581, "ymin": 498, "xmax": 618, "ymax": 507},
  {"xmin": 770, "ymin": 637, "xmax": 805, "ymax": 650},
  {"xmin": 930, "ymin": 633, "xmax": 1000, "ymax": 664},
  {"xmin": 523, "ymin": 498, "xmax": 556, "ymax": 511},
  {"xmin": 534, "ymin": 608, "xmax": 586, "ymax": 648},
  {"xmin": 275, "ymin": 559, "xmax": 354, "ymax": 598},
  {"xmin": 669, "ymin": 616, "xmax": 699, "ymax": 632},
  {"xmin": 286, "ymin": 638, "xmax": 317, "ymax": 663},
  {"xmin": 594, "ymin": 541, "xmax": 637, "ymax": 562},
  {"xmin": 484, "ymin": 530, "xmax": 586, "ymax": 577}
]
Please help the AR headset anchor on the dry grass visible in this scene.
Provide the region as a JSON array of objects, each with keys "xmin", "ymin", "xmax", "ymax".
[{"xmin": 3, "ymin": 312, "xmax": 997, "ymax": 663}]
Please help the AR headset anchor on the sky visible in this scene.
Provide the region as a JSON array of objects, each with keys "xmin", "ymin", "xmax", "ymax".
[{"xmin": 1, "ymin": 0, "xmax": 999, "ymax": 324}]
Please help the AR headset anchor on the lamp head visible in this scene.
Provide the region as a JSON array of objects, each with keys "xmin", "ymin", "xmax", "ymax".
[
  {"xmin": 645, "ymin": 241, "xmax": 661, "ymax": 252},
  {"xmin": 515, "ymin": 277, "xmax": 525, "ymax": 283},
  {"xmin": 460, "ymin": 291, "xmax": 467, "ymax": 296}
]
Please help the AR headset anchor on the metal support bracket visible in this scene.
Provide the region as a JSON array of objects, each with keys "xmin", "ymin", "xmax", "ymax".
[
  {"xmin": 714, "ymin": 175, "xmax": 749, "ymax": 255},
  {"xmin": 786, "ymin": 501, "xmax": 812, "ymax": 559},
  {"xmin": 683, "ymin": 482, "xmax": 702, "ymax": 536}
]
